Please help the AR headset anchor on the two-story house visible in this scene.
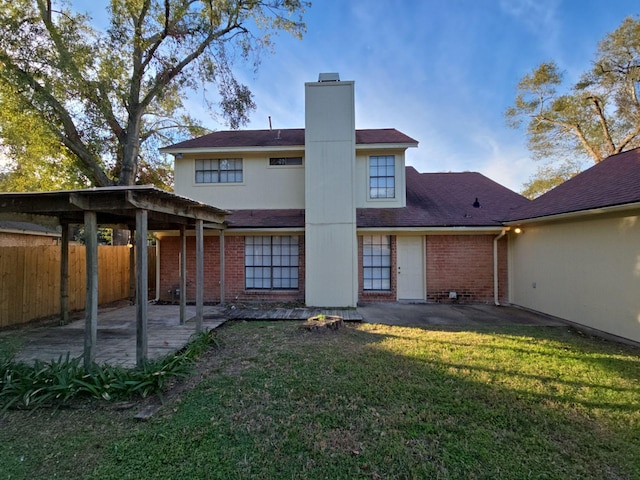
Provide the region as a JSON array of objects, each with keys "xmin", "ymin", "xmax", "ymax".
[{"xmin": 158, "ymin": 73, "xmax": 529, "ymax": 307}]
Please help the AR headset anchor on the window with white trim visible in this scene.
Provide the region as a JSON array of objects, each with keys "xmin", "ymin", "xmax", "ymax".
[
  {"xmin": 269, "ymin": 157, "xmax": 302, "ymax": 166},
  {"xmin": 245, "ymin": 236, "xmax": 299, "ymax": 289},
  {"xmin": 369, "ymin": 155, "xmax": 395, "ymax": 198},
  {"xmin": 195, "ymin": 158, "xmax": 243, "ymax": 183},
  {"xmin": 363, "ymin": 235, "xmax": 391, "ymax": 290}
]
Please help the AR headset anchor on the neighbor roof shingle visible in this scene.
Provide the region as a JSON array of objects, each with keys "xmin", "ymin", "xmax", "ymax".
[
  {"xmin": 508, "ymin": 148, "xmax": 640, "ymax": 222},
  {"xmin": 163, "ymin": 128, "xmax": 418, "ymax": 150}
]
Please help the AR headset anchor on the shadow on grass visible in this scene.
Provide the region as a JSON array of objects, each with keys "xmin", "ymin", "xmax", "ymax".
[{"xmin": 70, "ymin": 321, "xmax": 640, "ymax": 480}]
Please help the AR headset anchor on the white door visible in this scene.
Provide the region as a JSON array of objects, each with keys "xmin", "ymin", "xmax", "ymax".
[{"xmin": 397, "ymin": 236, "xmax": 425, "ymax": 301}]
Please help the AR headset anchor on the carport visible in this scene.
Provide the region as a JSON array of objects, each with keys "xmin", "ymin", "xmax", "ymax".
[{"xmin": 0, "ymin": 186, "xmax": 228, "ymax": 367}]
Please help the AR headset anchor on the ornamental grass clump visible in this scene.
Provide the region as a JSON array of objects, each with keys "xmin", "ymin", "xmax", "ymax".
[{"xmin": 0, "ymin": 331, "xmax": 216, "ymax": 410}]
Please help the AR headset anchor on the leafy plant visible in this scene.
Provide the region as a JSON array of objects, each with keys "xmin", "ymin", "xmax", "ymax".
[{"xmin": 0, "ymin": 331, "xmax": 217, "ymax": 410}]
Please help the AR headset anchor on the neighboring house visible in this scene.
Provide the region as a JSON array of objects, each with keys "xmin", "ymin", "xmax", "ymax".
[
  {"xmin": 0, "ymin": 220, "xmax": 60, "ymax": 246},
  {"xmin": 506, "ymin": 149, "xmax": 640, "ymax": 344},
  {"xmin": 158, "ymin": 73, "xmax": 530, "ymax": 307}
]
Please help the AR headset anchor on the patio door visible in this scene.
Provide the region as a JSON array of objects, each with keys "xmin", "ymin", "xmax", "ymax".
[{"xmin": 397, "ymin": 236, "xmax": 425, "ymax": 301}]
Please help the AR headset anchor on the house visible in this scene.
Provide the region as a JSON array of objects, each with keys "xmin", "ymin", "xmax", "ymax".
[
  {"xmin": 506, "ymin": 149, "xmax": 640, "ymax": 344},
  {"xmin": 158, "ymin": 73, "xmax": 530, "ymax": 308}
]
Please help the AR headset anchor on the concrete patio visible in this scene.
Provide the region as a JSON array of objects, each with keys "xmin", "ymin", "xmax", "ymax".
[
  {"xmin": 7, "ymin": 302, "xmax": 570, "ymax": 369},
  {"xmin": 12, "ymin": 303, "xmax": 227, "ymax": 368}
]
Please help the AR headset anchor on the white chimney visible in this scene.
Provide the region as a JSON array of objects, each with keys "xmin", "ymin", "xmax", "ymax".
[{"xmin": 304, "ymin": 73, "xmax": 358, "ymax": 307}]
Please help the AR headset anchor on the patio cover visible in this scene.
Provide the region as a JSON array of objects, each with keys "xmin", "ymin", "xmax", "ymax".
[{"xmin": 0, "ymin": 186, "xmax": 229, "ymax": 367}]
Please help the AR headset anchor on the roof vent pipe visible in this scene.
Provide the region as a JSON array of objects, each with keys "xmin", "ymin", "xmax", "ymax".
[{"xmin": 318, "ymin": 72, "xmax": 340, "ymax": 82}]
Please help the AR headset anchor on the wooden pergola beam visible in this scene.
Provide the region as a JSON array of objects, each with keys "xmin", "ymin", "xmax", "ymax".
[{"xmin": 0, "ymin": 186, "xmax": 228, "ymax": 368}]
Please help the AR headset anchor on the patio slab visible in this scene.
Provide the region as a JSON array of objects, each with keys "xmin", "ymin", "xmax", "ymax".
[
  {"xmin": 12, "ymin": 304, "xmax": 227, "ymax": 368},
  {"xmin": 357, "ymin": 303, "xmax": 568, "ymax": 327}
]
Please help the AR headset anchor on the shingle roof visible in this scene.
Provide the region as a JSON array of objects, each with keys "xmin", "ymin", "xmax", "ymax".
[
  {"xmin": 163, "ymin": 128, "xmax": 418, "ymax": 150},
  {"xmin": 508, "ymin": 148, "xmax": 640, "ymax": 222},
  {"xmin": 357, "ymin": 168, "xmax": 529, "ymax": 227},
  {"xmin": 224, "ymin": 167, "xmax": 529, "ymax": 229},
  {"xmin": 226, "ymin": 209, "xmax": 305, "ymax": 229}
]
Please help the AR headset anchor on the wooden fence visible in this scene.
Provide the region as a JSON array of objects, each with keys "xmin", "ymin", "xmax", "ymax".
[{"xmin": 0, "ymin": 245, "xmax": 156, "ymax": 328}]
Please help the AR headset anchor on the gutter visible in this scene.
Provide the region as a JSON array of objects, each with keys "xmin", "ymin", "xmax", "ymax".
[{"xmin": 493, "ymin": 228, "xmax": 508, "ymax": 306}]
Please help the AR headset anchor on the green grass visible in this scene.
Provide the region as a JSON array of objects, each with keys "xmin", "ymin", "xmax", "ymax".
[{"xmin": 1, "ymin": 321, "xmax": 639, "ymax": 479}]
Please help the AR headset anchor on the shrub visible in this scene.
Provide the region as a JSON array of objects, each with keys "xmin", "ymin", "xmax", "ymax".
[{"xmin": 0, "ymin": 331, "xmax": 217, "ymax": 410}]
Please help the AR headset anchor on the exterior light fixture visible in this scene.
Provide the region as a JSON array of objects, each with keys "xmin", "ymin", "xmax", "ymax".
[
  {"xmin": 514, "ymin": 227, "xmax": 523, "ymax": 234},
  {"xmin": 175, "ymin": 153, "xmax": 183, "ymax": 159}
]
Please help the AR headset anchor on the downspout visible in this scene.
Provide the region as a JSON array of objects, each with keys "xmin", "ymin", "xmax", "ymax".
[
  {"xmin": 154, "ymin": 237, "xmax": 161, "ymax": 302},
  {"xmin": 493, "ymin": 228, "xmax": 508, "ymax": 306}
]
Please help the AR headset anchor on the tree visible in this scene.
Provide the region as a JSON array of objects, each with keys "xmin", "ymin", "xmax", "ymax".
[
  {"xmin": 0, "ymin": 0, "xmax": 307, "ymax": 188},
  {"xmin": 506, "ymin": 16, "xmax": 640, "ymax": 198}
]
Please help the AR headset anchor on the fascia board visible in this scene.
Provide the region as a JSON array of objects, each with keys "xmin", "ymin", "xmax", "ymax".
[
  {"xmin": 356, "ymin": 143, "xmax": 418, "ymax": 151},
  {"xmin": 357, "ymin": 226, "xmax": 504, "ymax": 234},
  {"xmin": 505, "ymin": 201, "xmax": 640, "ymax": 226},
  {"xmin": 160, "ymin": 145, "xmax": 304, "ymax": 155}
]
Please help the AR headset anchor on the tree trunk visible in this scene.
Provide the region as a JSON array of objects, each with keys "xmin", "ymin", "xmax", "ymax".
[{"xmin": 119, "ymin": 114, "xmax": 142, "ymax": 186}]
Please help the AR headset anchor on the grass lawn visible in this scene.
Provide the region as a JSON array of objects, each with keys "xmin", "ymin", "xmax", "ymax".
[{"xmin": 1, "ymin": 321, "xmax": 639, "ymax": 479}]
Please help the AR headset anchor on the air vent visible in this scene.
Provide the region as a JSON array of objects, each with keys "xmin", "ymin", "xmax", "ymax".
[{"xmin": 318, "ymin": 72, "xmax": 340, "ymax": 82}]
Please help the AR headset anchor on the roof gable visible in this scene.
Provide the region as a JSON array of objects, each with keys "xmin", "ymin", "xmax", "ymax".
[{"xmin": 509, "ymin": 148, "xmax": 640, "ymax": 221}]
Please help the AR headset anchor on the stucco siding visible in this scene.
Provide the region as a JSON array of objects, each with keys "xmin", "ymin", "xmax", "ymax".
[
  {"xmin": 510, "ymin": 213, "xmax": 640, "ymax": 343},
  {"xmin": 355, "ymin": 151, "xmax": 407, "ymax": 208},
  {"xmin": 174, "ymin": 152, "xmax": 305, "ymax": 210}
]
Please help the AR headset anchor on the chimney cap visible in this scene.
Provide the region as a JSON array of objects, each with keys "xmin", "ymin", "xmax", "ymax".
[{"xmin": 318, "ymin": 72, "xmax": 340, "ymax": 82}]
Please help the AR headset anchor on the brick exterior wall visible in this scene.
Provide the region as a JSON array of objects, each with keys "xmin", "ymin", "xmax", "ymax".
[
  {"xmin": 158, "ymin": 234, "xmax": 305, "ymax": 304},
  {"xmin": 425, "ymin": 234, "xmax": 508, "ymax": 304},
  {"xmin": 159, "ymin": 232, "xmax": 508, "ymax": 305},
  {"xmin": 358, "ymin": 234, "xmax": 397, "ymax": 302}
]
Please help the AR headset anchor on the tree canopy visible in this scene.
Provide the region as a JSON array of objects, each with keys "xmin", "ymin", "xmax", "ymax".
[
  {"xmin": 506, "ymin": 16, "xmax": 640, "ymax": 198},
  {"xmin": 0, "ymin": 0, "xmax": 307, "ymax": 189}
]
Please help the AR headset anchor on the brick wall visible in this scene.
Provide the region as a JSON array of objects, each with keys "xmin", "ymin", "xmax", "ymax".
[
  {"xmin": 159, "ymin": 232, "xmax": 508, "ymax": 305},
  {"xmin": 426, "ymin": 234, "xmax": 507, "ymax": 303},
  {"xmin": 158, "ymin": 233, "xmax": 305, "ymax": 304}
]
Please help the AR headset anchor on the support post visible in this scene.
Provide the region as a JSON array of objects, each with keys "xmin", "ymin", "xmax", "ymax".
[
  {"xmin": 179, "ymin": 225, "xmax": 186, "ymax": 325},
  {"xmin": 195, "ymin": 219, "xmax": 204, "ymax": 333},
  {"xmin": 136, "ymin": 209, "xmax": 149, "ymax": 367},
  {"xmin": 129, "ymin": 227, "xmax": 136, "ymax": 303},
  {"xmin": 60, "ymin": 224, "xmax": 70, "ymax": 325},
  {"xmin": 84, "ymin": 211, "xmax": 98, "ymax": 368},
  {"xmin": 219, "ymin": 229, "xmax": 225, "ymax": 306}
]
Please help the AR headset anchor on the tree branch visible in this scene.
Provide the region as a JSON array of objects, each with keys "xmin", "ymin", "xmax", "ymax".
[
  {"xmin": 0, "ymin": 55, "xmax": 113, "ymax": 186},
  {"xmin": 535, "ymin": 114, "xmax": 602, "ymax": 162},
  {"xmin": 587, "ymin": 95, "xmax": 616, "ymax": 157}
]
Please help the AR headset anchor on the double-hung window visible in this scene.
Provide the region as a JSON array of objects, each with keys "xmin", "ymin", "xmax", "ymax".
[
  {"xmin": 369, "ymin": 155, "xmax": 395, "ymax": 198},
  {"xmin": 195, "ymin": 159, "xmax": 243, "ymax": 183},
  {"xmin": 363, "ymin": 235, "xmax": 391, "ymax": 290},
  {"xmin": 245, "ymin": 236, "xmax": 299, "ymax": 289}
]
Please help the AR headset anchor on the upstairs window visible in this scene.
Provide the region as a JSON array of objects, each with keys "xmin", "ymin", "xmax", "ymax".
[
  {"xmin": 269, "ymin": 157, "xmax": 303, "ymax": 166},
  {"xmin": 195, "ymin": 159, "xmax": 243, "ymax": 183},
  {"xmin": 369, "ymin": 155, "xmax": 395, "ymax": 198}
]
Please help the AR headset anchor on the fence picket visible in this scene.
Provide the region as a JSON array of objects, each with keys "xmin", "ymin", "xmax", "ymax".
[{"xmin": 0, "ymin": 245, "xmax": 156, "ymax": 327}]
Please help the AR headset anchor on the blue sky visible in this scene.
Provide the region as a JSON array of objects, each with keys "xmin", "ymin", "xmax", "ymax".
[{"xmin": 76, "ymin": 0, "xmax": 638, "ymax": 192}]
